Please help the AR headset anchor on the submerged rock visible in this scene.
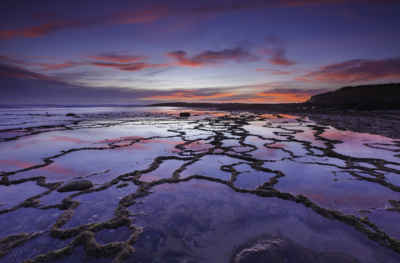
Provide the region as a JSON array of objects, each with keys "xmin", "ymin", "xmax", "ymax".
[
  {"xmin": 57, "ymin": 180, "xmax": 93, "ymax": 192},
  {"xmin": 116, "ymin": 182, "xmax": 129, "ymax": 188},
  {"xmin": 233, "ymin": 236, "xmax": 359, "ymax": 263},
  {"xmin": 180, "ymin": 112, "xmax": 190, "ymax": 117}
]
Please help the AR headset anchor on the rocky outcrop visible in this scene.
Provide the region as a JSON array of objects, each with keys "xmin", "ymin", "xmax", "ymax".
[
  {"xmin": 308, "ymin": 83, "xmax": 400, "ymax": 103},
  {"xmin": 57, "ymin": 180, "xmax": 93, "ymax": 192}
]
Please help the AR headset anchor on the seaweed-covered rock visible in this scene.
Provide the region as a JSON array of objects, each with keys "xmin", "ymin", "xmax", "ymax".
[
  {"xmin": 57, "ymin": 180, "xmax": 93, "ymax": 192},
  {"xmin": 66, "ymin": 113, "xmax": 77, "ymax": 117}
]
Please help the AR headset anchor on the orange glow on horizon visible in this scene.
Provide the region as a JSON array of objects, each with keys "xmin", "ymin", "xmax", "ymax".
[
  {"xmin": 145, "ymin": 92, "xmax": 238, "ymax": 100},
  {"xmin": 140, "ymin": 90, "xmax": 312, "ymax": 103},
  {"xmin": 254, "ymin": 92, "xmax": 311, "ymax": 102}
]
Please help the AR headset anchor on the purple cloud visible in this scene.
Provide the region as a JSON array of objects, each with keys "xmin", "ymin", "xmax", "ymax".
[
  {"xmin": 297, "ymin": 57, "xmax": 400, "ymax": 83},
  {"xmin": 167, "ymin": 47, "xmax": 259, "ymax": 67}
]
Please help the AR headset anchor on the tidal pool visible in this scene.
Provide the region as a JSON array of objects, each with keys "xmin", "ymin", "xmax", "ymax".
[
  {"xmin": 128, "ymin": 179, "xmax": 399, "ymax": 263},
  {"xmin": 0, "ymin": 107, "xmax": 400, "ymax": 262}
]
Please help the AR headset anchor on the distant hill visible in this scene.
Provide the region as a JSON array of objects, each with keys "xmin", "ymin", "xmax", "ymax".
[
  {"xmin": 149, "ymin": 83, "xmax": 400, "ymax": 111},
  {"xmin": 308, "ymin": 83, "xmax": 400, "ymax": 103}
]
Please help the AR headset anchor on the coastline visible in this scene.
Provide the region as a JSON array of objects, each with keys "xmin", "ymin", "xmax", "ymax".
[
  {"xmin": 147, "ymin": 104, "xmax": 400, "ymax": 140},
  {"xmin": 240, "ymin": 108, "xmax": 400, "ymax": 140},
  {"xmin": 294, "ymin": 111, "xmax": 400, "ymax": 140}
]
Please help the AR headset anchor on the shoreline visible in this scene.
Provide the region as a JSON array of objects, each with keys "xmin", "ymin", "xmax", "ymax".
[
  {"xmin": 186, "ymin": 106, "xmax": 400, "ymax": 140},
  {"xmin": 295, "ymin": 111, "xmax": 400, "ymax": 140}
]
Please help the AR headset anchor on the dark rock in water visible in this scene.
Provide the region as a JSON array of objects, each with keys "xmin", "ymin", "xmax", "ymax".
[
  {"xmin": 116, "ymin": 182, "xmax": 129, "ymax": 188},
  {"xmin": 180, "ymin": 112, "xmax": 190, "ymax": 117},
  {"xmin": 57, "ymin": 180, "xmax": 93, "ymax": 192},
  {"xmin": 66, "ymin": 113, "xmax": 77, "ymax": 117}
]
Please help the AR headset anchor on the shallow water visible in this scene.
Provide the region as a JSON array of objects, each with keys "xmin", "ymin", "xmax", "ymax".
[
  {"xmin": 0, "ymin": 107, "xmax": 400, "ymax": 262},
  {"xmin": 0, "ymin": 234, "xmax": 74, "ymax": 263},
  {"xmin": 129, "ymin": 179, "xmax": 399, "ymax": 263}
]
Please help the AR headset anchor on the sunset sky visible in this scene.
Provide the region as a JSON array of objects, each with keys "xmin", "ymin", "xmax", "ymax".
[{"xmin": 1, "ymin": 0, "xmax": 399, "ymax": 105}]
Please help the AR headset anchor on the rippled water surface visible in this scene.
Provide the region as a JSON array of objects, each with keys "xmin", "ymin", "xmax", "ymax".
[{"xmin": 0, "ymin": 107, "xmax": 400, "ymax": 262}]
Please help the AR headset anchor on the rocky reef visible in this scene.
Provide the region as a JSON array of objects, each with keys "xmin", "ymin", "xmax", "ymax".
[{"xmin": 0, "ymin": 108, "xmax": 399, "ymax": 262}]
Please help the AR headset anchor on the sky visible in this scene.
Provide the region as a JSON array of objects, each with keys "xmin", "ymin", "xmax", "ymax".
[{"xmin": 0, "ymin": 0, "xmax": 399, "ymax": 105}]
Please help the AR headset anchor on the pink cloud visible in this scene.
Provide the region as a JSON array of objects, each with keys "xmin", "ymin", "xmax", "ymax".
[
  {"xmin": 0, "ymin": 1, "xmax": 386, "ymax": 40},
  {"xmin": 167, "ymin": 47, "xmax": 259, "ymax": 67},
  {"xmin": 86, "ymin": 51, "xmax": 149, "ymax": 63},
  {"xmin": 255, "ymin": 68, "xmax": 296, "ymax": 75},
  {"xmin": 0, "ymin": 55, "xmax": 82, "ymax": 70},
  {"xmin": 0, "ymin": 63, "xmax": 57, "ymax": 81},
  {"xmin": 1, "ymin": 52, "xmax": 163, "ymax": 72},
  {"xmin": 146, "ymin": 90, "xmax": 238, "ymax": 100},
  {"xmin": 260, "ymin": 48, "xmax": 298, "ymax": 66},
  {"xmin": 0, "ymin": 4, "xmax": 171, "ymax": 40},
  {"xmin": 89, "ymin": 61, "xmax": 167, "ymax": 71},
  {"xmin": 297, "ymin": 57, "xmax": 400, "ymax": 83}
]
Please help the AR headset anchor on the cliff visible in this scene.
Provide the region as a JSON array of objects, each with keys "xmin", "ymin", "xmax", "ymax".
[{"xmin": 308, "ymin": 83, "xmax": 400, "ymax": 103}]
